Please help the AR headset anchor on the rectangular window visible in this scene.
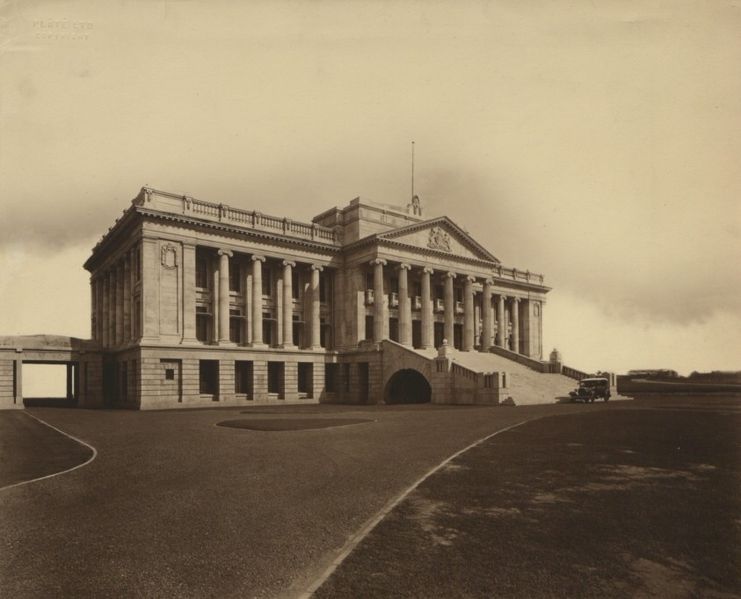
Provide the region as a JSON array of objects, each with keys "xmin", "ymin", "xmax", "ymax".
[
  {"xmin": 165, "ymin": 368, "xmax": 175, "ymax": 381},
  {"xmin": 365, "ymin": 315, "xmax": 374, "ymax": 341},
  {"xmin": 235, "ymin": 361, "xmax": 253, "ymax": 396},
  {"xmin": 298, "ymin": 363, "xmax": 313, "ymax": 398},
  {"xmin": 196, "ymin": 252, "xmax": 209, "ymax": 288},
  {"xmin": 292, "ymin": 271, "xmax": 300, "ymax": 299},
  {"xmin": 390, "ymin": 277, "xmax": 399, "ymax": 294},
  {"xmin": 229, "ymin": 309, "xmax": 243, "ymax": 344},
  {"xmin": 389, "ymin": 318, "xmax": 399, "ymax": 342},
  {"xmin": 196, "ymin": 306, "xmax": 211, "ymax": 343},
  {"xmin": 342, "ymin": 363, "xmax": 351, "ymax": 392},
  {"xmin": 229, "ymin": 264, "xmax": 241, "ymax": 292},
  {"xmin": 262, "ymin": 268, "xmax": 272, "ymax": 296},
  {"xmin": 133, "ymin": 298, "xmax": 141, "ymax": 337},
  {"xmin": 320, "ymin": 320, "xmax": 331, "ymax": 350},
  {"xmin": 358, "ymin": 362, "xmax": 369, "ymax": 403},
  {"xmin": 121, "ymin": 362, "xmax": 128, "ymax": 402},
  {"xmin": 413, "ymin": 281, "xmax": 421, "ymax": 297},
  {"xmin": 293, "ymin": 315, "xmax": 303, "ymax": 347},
  {"xmin": 325, "ymin": 363, "xmax": 338, "ymax": 393},
  {"xmin": 319, "ymin": 272, "xmax": 327, "ymax": 303},
  {"xmin": 199, "ymin": 360, "xmax": 219, "ymax": 396},
  {"xmin": 263, "ymin": 312, "xmax": 273, "ymax": 346},
  {"xmin": 435, "ymin": 285, "xmax": 444, "ymax": 300},
  {"xmin": 455, "ymin": 287, "xmax": 463, "ymax": 303},
  {"xmin": 366, "ymin": 272, "xmax": 373, "ymax": 290},
  {"xmin": 267, "ymin": 362, "xmax": 284, "ymax": 397},
  {"xmin": 135, "ymin": 247, "xmax": 141, "ymax": 282}
]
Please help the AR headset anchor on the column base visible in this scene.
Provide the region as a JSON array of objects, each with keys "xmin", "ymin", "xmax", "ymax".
[
  {"xmin": 249, "ymin": 342, "xmax": 267, "ymax": 348},
  {"xmin": 217, "ymin": 340, "xmax": 237, "ymax": 347},
  {"xmin": 279, "ymin": 343, "xmax": 297, "ymax": 350}
]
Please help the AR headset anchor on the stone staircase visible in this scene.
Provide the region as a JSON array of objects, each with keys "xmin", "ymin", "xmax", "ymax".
[
  {"xmin": 385, "ymin": 342, "xmax": 626, "ymax": 406},
  {"xmin": 447, "ymin": 350, "xmax": 578, "ymax": 405}
]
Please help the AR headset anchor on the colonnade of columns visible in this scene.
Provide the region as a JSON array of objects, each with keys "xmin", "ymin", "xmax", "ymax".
[
  {"xmin": 367, "ymin": 259, "xmax": 526, "ymax": 354},
  {"xmin": 92, "ymin": 245, "xmax": 141, "ymax": 348},
  {"xmin": 213, "ymin": 249, "xmax": 325, "ymax": 350}
]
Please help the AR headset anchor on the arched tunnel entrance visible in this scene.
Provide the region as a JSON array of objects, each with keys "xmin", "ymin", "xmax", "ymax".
[{"xmin": 384, "ymin": 369, "xmax": 432, "ymax": 404}]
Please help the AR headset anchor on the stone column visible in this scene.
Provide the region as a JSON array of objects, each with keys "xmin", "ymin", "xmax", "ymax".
[
  {"xmin": 371, "ymin": 259, "xmax": 386, "ymax": 343},
  {"xmin": 13, "ymin": 356, "xmax": 23, "ymax": 406},
  {"xmin": 102, "ymin": 271, "xmax": 109, "ymax": 347},
  {"xmin": 310, "ymin": 264, "xmax": 323, "ymax": 349},
  {"xmin": 251, "ymin": 255, "xmax": 266, "ymax": 346},
  {"xmin": 129, "ymin": 249, "xmax": 137, "ymax": 340},
  {"xmin": 481, "ymin": 279, "xmax": 493, "ymax": 351},
  {"xmin": 496, "ymin": 294, "xmax": 506, "ymax": 347},
  {"xmin": 421, "ymin": 267, "xmax": 434, "ymax": 349},
  {"xmin": 66, "ymin": 364, "xmax": 73, "ymax": 400},
  {"xmin": 444, "ymin": 272, "xmax": 455, "ymax": 344},
  {"xmin": 115, "ymin": 262, "xmax": 124, "ymax": 346},
  {"xmin": 123, "ymin": 253, "xmax": 131, "ymax": 343},
  {"xmin": 182, "ymin": 244, "xmax": 197, "ymax": 343},
  {"xmin": 217, "ymin": 249, "xmax": 232, "ymax": 344},
  {"xmin": 463, "ymin": 276, "xmax": 475, "ymax": 351},
  {"xmin": 511, "ymin": 297, "xmax": 520, "ymax": 354},
  {"xmin": 282, "ymin": 261, "xmax": 295, "ymax": 347},
  {"xmin": 398, "ymin": 263, "xmax": 412, "ymax": 346},
  {"xmin": 90, "ymin": 277, "xmax": 98, "ymax": 342}
]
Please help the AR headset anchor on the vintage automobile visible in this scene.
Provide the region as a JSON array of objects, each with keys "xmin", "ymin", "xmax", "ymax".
[{"xmin": 569, "ymin": 377, "xmax": 611, "ymax": 403}]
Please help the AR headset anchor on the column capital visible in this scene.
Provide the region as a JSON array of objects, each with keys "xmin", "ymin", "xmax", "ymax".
[
  {"xmin": 483, "ymin": 278, "xmax": 493, "ymax": 287},
  {"xmin": 422, "ymin": 266, "xmax": 434, "ymax": 275},
  {"xmin": 465, "ymin": 275, "xmax": 476, "ymax": 284},
  {"xmin": 370, "ymin": 258, "xmax": 387, "ymax": 267},
  {"xmin": 500, "ymin": 294, "xmax": 508, "ymax": 301},
  {"xmin": 398, "ymin": 263, "xmax": 411, "ymax": 271},
  {"xmin": 282, "ymin": 260, "xmax": 296, "ymax": 268},
  {"xmin": 512, "ymin": 296, "xmax": 521, "ymax": 303},
  {"xmin": 217, "ymin": 248, "xmax": 233, "ymax": 258},
  {"xmin": 310, "ymin": 264, "xmax": 324, "ymax": 272},
  {"xmin": 445, "ymin": 271, "xmax": 456, "ymax": 279},
  {"xmin": 251, "ymin": 255, "xmax": 266, "ymax": 263}
]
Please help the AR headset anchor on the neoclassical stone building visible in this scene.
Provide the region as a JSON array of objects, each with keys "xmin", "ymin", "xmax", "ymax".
[{"xmin": 1, "ymin": 187, "xmax": 589, "ymax": 410}]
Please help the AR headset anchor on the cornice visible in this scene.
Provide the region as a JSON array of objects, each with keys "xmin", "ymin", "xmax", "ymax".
[{"xmin": 139, "ymin": 208, "xmax": 342, "ymax": 254}]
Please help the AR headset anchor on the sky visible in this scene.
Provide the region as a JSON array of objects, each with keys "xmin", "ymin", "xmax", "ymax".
[{"xmin": 1, "ymin": 0, "xmax": 739, "ymax": 376}]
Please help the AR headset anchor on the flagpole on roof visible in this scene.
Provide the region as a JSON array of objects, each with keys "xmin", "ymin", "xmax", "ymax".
[{"xmin": 411, "ymin": 140, "xmax": 415, "ymax": 200}]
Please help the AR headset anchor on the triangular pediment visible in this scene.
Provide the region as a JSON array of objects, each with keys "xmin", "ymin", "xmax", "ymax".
[{"xmin": 377, "ymin": 217, "xmax": 500, "ymax": 263}]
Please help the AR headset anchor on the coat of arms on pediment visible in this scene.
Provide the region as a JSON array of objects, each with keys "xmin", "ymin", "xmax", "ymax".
[{"xmin": 427, "ymin": 225, "xmax": 451, "ymax": 252}]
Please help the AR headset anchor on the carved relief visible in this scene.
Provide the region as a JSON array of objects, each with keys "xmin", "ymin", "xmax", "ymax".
[
  {"xmin": 160, "ymin": 244, "xmax": 178, "ymax": 269},
  {"xmin": 427, "ymin": 226, "xmax": 452, "ymax": 252}
]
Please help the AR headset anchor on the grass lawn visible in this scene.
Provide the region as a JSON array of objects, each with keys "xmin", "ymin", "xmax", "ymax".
[{"xmin": 316, "ymin": 405, "xmax": 740, "ymax": 598}]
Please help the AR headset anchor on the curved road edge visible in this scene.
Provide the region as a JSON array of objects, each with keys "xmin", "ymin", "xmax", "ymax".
[
  {"xmin": 298, "ymin": 418, "xmax": 531, "ymax": 598},
  {"xmin": 0, "ymin": 411, "xmax": 98, "ymax": 493}
]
